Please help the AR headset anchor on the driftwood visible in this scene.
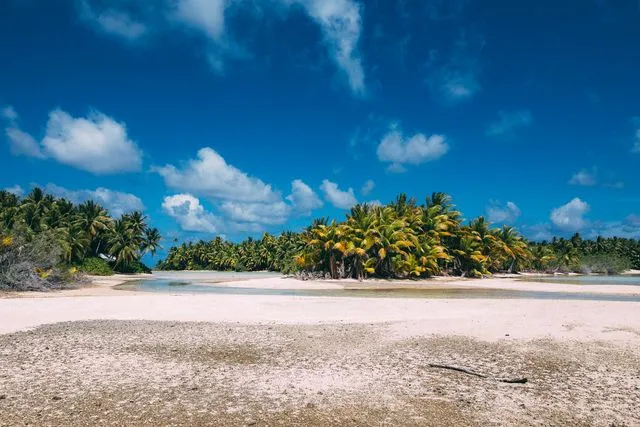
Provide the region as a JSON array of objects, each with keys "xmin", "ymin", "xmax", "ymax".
[{"xmin": 428, "ymin": 364, "xmax": 528, "ymax": 384}]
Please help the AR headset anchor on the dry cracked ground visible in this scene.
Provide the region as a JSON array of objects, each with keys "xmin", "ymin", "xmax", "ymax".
[{"xmin": 1, "ymin": 321, "xmax": 640, "ymax": 426}]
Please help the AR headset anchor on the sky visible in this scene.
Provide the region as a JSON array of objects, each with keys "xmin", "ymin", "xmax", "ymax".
[{"xmin": 1, "ymin": 0, "xmax": 640, "ymax": 260}]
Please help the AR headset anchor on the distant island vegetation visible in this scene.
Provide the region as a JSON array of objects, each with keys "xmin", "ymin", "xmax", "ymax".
[
  {"xmin": 157, "ymin": 193, "xmax": 640, "ymax": 279},
  {"xmin": 2, "ymin": 189, "xmax": 638, "ymax": 291}
]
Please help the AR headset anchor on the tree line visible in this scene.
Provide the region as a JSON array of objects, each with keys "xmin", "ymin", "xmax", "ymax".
[
  {"xmin": 159, "ymin": 193, "xmax": 640, "ymax": 278},
  {"xmin": 0, "ymin": 188, "xmax": 161, "ymax": 290}
]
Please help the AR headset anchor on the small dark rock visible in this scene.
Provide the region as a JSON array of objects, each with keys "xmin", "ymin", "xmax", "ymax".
[
  {"xmin": 520, "ymin": 403, "xmax": 526, "ymax": 409},
  {"xmin": 190, "ymin": 386, "xmax": 199, "ymax": 391},
  {"xmin": 51, "ymin": 396, "xmax": 62, "ymax": 401},
  {"xmin": 505, "ymin": 334, "xmax": 510, "ymax": 337},
  {"xmin": 0, "ymin": 394, "xmax": 6, "ymax": 400},
  {"xmin": 306, "ymin": 402, "xmax": 316, "ymax": 409}
]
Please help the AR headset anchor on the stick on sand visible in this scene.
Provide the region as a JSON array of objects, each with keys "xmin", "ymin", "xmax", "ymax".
[{"xmin": 428, "ymin": 363, "xmax": 528, "ymax": 384}]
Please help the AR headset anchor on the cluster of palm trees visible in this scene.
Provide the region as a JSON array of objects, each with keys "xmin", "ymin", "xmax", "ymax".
[
  {"xmin": 159, "ymin": 193, "xmax": 640, "ymax": 278},
  {"xmin": 295, "ymin": 193, "xmax": 531, "ymax": 279},
  {"xmin": 530, "ymin": 234, "xmax": 640, "ymax": 272},
  {"xmin": 157, "ymin": 233, "xmax": 302, "ymax": 273},
  {"xmin": 0, "ymin": 188, "xmax": 161, "ymax": 272}
]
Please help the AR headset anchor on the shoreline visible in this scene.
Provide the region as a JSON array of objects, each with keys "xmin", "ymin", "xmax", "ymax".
[{"xmin": 2, "ymin": 270, "xmax": 639, "ymax": 298}]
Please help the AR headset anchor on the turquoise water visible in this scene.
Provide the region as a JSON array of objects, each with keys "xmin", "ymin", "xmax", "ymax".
[
  {"xmin": 125, "ymin": 278, "xmax": 640, "ymax": 302},
  {"xmin": 521, "ymin": 275, "xmax": 640, "ymax": 286}
]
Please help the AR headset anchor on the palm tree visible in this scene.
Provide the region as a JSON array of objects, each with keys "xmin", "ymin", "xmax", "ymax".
[
  {"xmin": 108, "ymin": 219, "xmax": 139, "ymax": 268},
  {"xmin": 141, "ymin": 227, "xmax": 162, "ymax": 256}
]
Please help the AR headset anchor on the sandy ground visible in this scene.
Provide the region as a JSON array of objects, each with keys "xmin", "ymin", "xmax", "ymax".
[{"xmin": 1, "ymin": 274, "xmax": 640, "ymax": 426}]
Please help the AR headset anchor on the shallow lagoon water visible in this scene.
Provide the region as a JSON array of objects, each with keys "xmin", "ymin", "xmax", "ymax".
[
  {"xmin": 521, "ymin": 275, "xmax": 640, "ymax": 286},
  {"xmin": 125, "ymin": 276, "xmax": 640, "ymax": 302}
]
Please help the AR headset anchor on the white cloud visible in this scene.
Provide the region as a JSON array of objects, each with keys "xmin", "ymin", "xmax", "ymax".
[
  {"xmin": 550, "ymin": 198, "xmax": 590, "ymax": 232},
  {"xmin": 286, "ymin": 179, "xmax": 323, "ymax": 215},
  {"xmin": 44, "ymin": 183, "xmax": 144, "ymax": 217},
  {"xmin": 569, "ymin": 168, "xmax": 598, "ymax": 186},
  {"xmin": 361, "ymin": 179, "xmax": 375, "ymax": 196},
  {"xmin": 3, "ymin": 106, "xmax": 142, "ymax": 174},
  {"xmin": 81, "ymin": 2, "xmax": 147, "ymax": 40},
  {"xmin": 219, "ymin": 200, "xmax": 292, "ymax": 225},
  {"xmin": 376, "ymin": 126, "xmax": 449, "ymax": 171},
  {"xmin": 1, "ymin": 106, "xmax": 17, "ymax": 121},
  {"xmin": 155, "ymin": 148, "xmax": 324, "ymax": 229},
  {"xmin": 73, "ymin": 0, "xmax": 366, "ymax": 95},
  {"xmin": 294, "ymin": 0, "xmax": 365, "ymax": 95},
  {"xmin": 41, "ymin": 109, "xmax": 142, "ymax": 174},
  {"xmin": 172, "ymin": 0, "xmax": 228, "ymax": 40},
  {"xmin": 486, "ymin": 201, "xmax": 521, "ymax": 224},
  {"xmin": 2, "ymin": 105, "xmax": 46, "ymax": 158},
  {"xmin": 320, "ymin": 179, "xmax": 357, "ymax": 209},
  {"xmin": 485, "ymin": 110, "xmax": 533, "ymax": 138},
  {"xmin": 4, "ymin": 185, "xmax": 24, "ymax": 197},
  {"xmin": 162, "ymin": 193, "xmax": 222, "ymax": 233},
  {"xmin": 154, "ymin": 147, "xmax": 280, "ymax": 203},
  {"xmin": 5, "ymin": 127, "xmax": 45, "ymax": 158}
]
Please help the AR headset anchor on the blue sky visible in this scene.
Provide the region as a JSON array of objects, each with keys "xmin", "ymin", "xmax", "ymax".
[{"xmin": 2, "ymin": 0, "xmax": 640, "ymax": 258}]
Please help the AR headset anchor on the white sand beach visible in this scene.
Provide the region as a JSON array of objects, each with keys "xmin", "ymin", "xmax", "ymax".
[{"xmin": 1, "ymin": 274, "xmax": 639, "ymax": 426}]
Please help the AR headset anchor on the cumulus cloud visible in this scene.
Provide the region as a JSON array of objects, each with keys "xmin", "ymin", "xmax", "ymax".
[
  {"xmin": 550, "ymin": 198, "xmax": 590, "ymax": 232},
  {"xmin": 376, "ymin": 126, "xmax": 448, "ymax": 172},
  {"xmin": 4, "ymin": 185, "xmax": 24, "ymax": 197},
  {"xmin": 320, "ymin": 179, "xmax": 357, "ymax": 209},
  {"xmin": 286, "ymin": 179, "xmax": 323, "ymax": 215},
  {"xmin": 162, "ymin": 193, "xmax": 222, "ymax": 233},
  {"xmin": 154, "ymin": 147, "xmax": 279, "ymax": 203},
  {"xmin": 569, "ymin": 168, "xmax": 597, "ymax": 186},
  {"xmin": 219, "ymin": 200, "xmax": 292, "ymax": 225},
  {"xmin": 156, "ymin": 148, "xmax": 323, "ymax": 231},
  {"xmin": 361, "ymin": 179, "xmax": 375, "ymax": 196},
  {"xmin": 42, "ymin": 109, "xmax": 142, "ymax": 174},
  {"xmin": 485, "ymin": 110, "xmax": 533, "ymax": 138},
  {"xmin": 486, "ymin": 201, "xmax": 521, "ymax": 224},
  {"xmin": 3, "ymin": 106, "xmax": 143, "ymax": 174},
  {"xmin": 81, "ymin": 2, "xmax": 147, "ymax": 40},
  {"xmin": 44, "ymin": 183, "xmax": 144, "ymax": 217}
]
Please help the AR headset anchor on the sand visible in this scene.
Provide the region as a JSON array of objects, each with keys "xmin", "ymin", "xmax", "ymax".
[{"xmin": 1, "ymin": 274, "xmax": 639, "ymax": 425}]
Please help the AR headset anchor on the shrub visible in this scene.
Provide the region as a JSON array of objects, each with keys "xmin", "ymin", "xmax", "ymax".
[
  {"xmin": 578, "ymin": 254, "xmax": 632, "ymax": 275},
  {"xmin": 114, "ymin": 259, "xmax": 152, "ymax": 274},
  {"xmin": 0, "ymin": 230, "xmax": 79, "ymax": 291},
  {"xmin": 79, "ymin": 257, "xmax": 114, "ymax": 276}
]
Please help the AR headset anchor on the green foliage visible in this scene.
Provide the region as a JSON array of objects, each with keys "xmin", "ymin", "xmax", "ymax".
[
  {"xmin": 0, "ymin": 187, "xmax": 163, "ymax": 290},
  {"xmin": 114, "ymin": 259, "xmax": 152, "ymax": 274},
  {"xmin": 578, "ymin": 254, "xmax": 632, "ymax": 275},
  {"xmin": 158, "ymin": 194, "xmax": 640, "ymax": 279},
  {"xmin": 157, "ymin": 232, "xmax": 302, "ymax": 273},
  {"xmin": 159, "ymin": 193, "xmax": 533, "ymax": 279},
  {"xmin": 0, "ymin": 228, "xmax": 79, "ymax": 291},
  {"xmin": 79, "ymin": 257, "xmax": 114, "ymax": 276}
]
